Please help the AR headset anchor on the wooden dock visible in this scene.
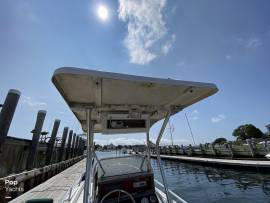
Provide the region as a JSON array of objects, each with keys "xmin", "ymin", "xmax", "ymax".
[
  {"xmin": 151, "ymin": 155, "xmax": 270, "ymax": 168},
  {"xmin": 10, "ymin": 159, "xmax": 86, "ymax": 203}
]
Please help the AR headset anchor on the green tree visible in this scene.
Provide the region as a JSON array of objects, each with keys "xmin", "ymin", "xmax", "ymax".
[
  {"xmin": 232, "ymin": 124, "xmax": 263, "ymax": 140},
  {"xmin": 213, "ymin": 137, "xmax": 227, "ymax": 145}
]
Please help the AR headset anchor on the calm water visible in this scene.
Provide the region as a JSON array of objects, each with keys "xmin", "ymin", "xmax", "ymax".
[{"xmin": 97, "ymin": 151, "xmax": 270, "ymax": 203}]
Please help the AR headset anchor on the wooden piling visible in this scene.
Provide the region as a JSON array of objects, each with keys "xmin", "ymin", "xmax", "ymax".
[
  {"xmin": 0, "ymin": 89, "xmax": 21, "ymax": 150},
  {"xmin": 226, "ymin": 142, "xmax": 234, "ymax": 158},
  {"xmin": 45, "ymin": 119, "xmax": 61, "ymax": 165},
  {"xmin": 71, "ymin": 133, "xmax": 76, "ymax": 158},
  {"xmin": 188, "ymin": 144, "xmax": 193, "ymax": 156},
  {"xmin": 210, "ymin": 144, "xmax": 217, "ymax": 156},
  {"xmin": 78, "ymin": 138, "xmax": 82, "ymax": 155},
  {"xmin": 26, "ymin": 110, "xmax": 47, "ymax": 170},
  {"xmin": 66, "ymin": 130, "xmax": 73, "ymax": 160},
  {"xmin": 200, "ymin": 144, "xmax": 205, "ymax": 155},
  {"xmin": 246, "ymin": 139, "xmax": 255, "ymax": 158},
  {"xmin": 74, "ymin": 135, "xmax": 79, "ymax": 157},
  {"xmin": 58, "ymin": 127, "xmax": 68, "ymax": 162}
]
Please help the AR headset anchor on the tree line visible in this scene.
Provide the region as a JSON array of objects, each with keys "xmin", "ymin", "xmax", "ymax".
[{"xmin": 213, "ymin": 124, "xmax": 266, "ymax": 145}]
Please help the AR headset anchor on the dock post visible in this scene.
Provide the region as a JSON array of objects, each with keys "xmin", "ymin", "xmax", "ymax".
[
  {"xmin": 80, "ymin": 138, "xmax": 84, "ymax": 155},
  {"xmin": 181, "ymin": 144, "xmax": 185, "ymax": 155},
  {"xmin": 77, "ymin": 137, "xmax": 82, "ymax": 156},
  {"xmin": 74, "ymin": 135, "xmax": 79, "ymax": 157},
  {"xmin": 226, "ymin": 142, "xmax": 234, "ymax": 158},
  {"xmin": 45, "ymin": 119, "xmax": 61, "ymax": 165},
  {"xmin": 26, "ymin": 110, "xmax": 47, "ymax": 170},
  {"xmin": 58, "ymin": 127, "xmax": 68, "ymax": 162},
  {"xmin": 66, "ymin": 130, "xmax": 73, "ymax": 160},
  {"xmin": 0, "ymin": 89, "xmax": 21, "ymax": 151},
  {"xmin": 200, "ymin": 144, "xmax": 205, "ymax": 155},
  {"xmin": 210, "ymin": 144, "xmax": 217, "ymax": 156},
  {"xmin": 71, "ymin": 133, "xmax": 76, "ymax": 158},
  {"xmin": 188, "ymin": 144, "xmax": 193, "ymax": 156},
  {"xmin": 246, "ymin": 139, "xmax": 255, "ymax": 158}
]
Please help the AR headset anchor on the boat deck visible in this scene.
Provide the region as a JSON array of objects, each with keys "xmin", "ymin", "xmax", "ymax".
[
  {"xmin": 10, "ymin": 159, "xmax": 86, "ymax": 203},
  {"xmin": 151, "ymin": 154, "xmax": 270, "ymax": 168}
]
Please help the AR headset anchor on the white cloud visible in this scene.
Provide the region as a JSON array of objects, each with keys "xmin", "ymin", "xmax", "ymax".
[
  {"xmin": 190, "ymin": 109, "xmax": 199, "ymax": 120},
  {"xmin": 21, "ymin": 96, "xmax": 47, "ymax": 107},
  {"xmin": 171, "ymin": 6, "xmax": 177, "ymax": 15},
  {"xmin": 225, "ymin": 55, "xmax": 231, "ymax": 60},
  {"xmin": 95, "ymin": 137, "xmax": 144, "ymax": 146},
  {"xmin": 211, "ymin": 114, "xmax": 226, "ymax": 123},
  {"xmin": 162, "ymin": 34, "xmax": 176, "ymax": 55},
  {"xmin": 176, "ymin": 60, "xmax": 185, "ymax": 67},
  {"xmin": 159, "ymin": 138, "xmax": 190, "ymax": 146},
  {"xmin": 237, "ymin": 37, "xmax": 263, "ymax": 48},
  {"xmin": 94, "ymin": 137, "xmax": 190, "ymax": 146},
  {"xmin": 118, "ymin": 0, "xmax": 168, "ymax": 65},
  {"xmin": 190, "ymin": 116, "xmax": 199, "ymax": 120},
  {"xmin": 246, "ymin": 37, "xmax": 262, "ymax": 48},
  {"xmin": 27, "ymin": 12, "xmax": 39, "ymax": 23}
]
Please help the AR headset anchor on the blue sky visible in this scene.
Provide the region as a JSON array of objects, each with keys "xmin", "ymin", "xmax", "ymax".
[{"xmin": 1, "ymin": 0, "xmax": 270, "ymax": 145}]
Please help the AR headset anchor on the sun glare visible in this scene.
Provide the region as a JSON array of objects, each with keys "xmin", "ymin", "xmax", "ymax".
[{"xmin": 97, "ymin": 5, "xmax": 109, "ymax": 21}]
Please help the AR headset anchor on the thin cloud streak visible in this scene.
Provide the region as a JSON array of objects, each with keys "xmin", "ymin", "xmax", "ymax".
[
  {"xmin": 162, "ymin": 34, "xmax": 176, "ymax": 55},
  {"xmin": 21, "ymin": 96, "xmax": 47, "ymax": 107},
  {"xmin": 190, "ymin": 109, "xmax": 199, "ymax": 120},
  {"xmin": 246, "ymin": 37, "xmax": 263, "ymax": 48},
  {"xmin": 236, "ymin": 37, "xmax": 263, "ymax": 48},
  {"xmin": 211, "ymin": 114, "xmax": 226, "ymax": 123}
]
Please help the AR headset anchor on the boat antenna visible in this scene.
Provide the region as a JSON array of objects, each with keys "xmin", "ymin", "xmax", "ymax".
[
  {"xmin": 168, "ymin": 119, "xmax": 174, "ymax": 146},
  {"xmin": 185, "ymin": 112, "xmax": 196, "ymax": 145}
]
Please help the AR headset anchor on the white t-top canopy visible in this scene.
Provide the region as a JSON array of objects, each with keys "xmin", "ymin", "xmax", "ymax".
[{"xmin": 52, "ymin": 67, "xmax": 218, "ymax": 133}]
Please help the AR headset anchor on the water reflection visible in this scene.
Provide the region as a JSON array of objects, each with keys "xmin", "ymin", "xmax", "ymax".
[
  {"xmin": 97, "ymin": 152, "xmax": 270, "ymax": 202},
  {"xmin": 152, "ymin": 159, "xmax": 270, "ymax": 203}
]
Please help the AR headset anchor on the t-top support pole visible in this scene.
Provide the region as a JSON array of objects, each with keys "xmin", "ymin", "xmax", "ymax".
[
  {"xmin": 83, "ymin": 108, "xmax": 94, "ymax": 203},
  {"xmin": 146, "ymin": 116, "xmax": 151, "ymax": 170},
  {"xmin": 156, "ymin": 110, "xmax": 171, "ymax": 203}
]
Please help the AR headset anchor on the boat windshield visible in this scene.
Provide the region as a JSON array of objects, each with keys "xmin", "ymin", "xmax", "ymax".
[{"xmin": 97, "ymin": 155, "xmax": 148, "ymax": 178}]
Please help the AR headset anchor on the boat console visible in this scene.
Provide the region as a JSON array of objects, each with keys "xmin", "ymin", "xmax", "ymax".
[{"xmin": 93, "ymin": 155, "xmax": 158, "ymax": 203}]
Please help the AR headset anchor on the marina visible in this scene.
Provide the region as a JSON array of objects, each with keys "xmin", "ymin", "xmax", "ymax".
[
  {"xmin": 2, "ymin": 1, "xmax": 270, "ymax": 202},
  {"xmin": 0, "ymin": 67, "xmax": 269, "ymax": 203},
  {"xmin": 6, "ymin": 151, "xmax": 270, "ymax": 203}
]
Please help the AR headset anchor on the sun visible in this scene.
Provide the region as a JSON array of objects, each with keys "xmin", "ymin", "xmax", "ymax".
[{"xmin": 97, "ymin": 5, "xmax": 109, "ymax": 21}]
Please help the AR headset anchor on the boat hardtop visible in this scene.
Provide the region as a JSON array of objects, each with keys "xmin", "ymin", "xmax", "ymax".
[
  {"xmin": 49, "ymin": 67, "xmax": 218, "ymax": 203},
  {"xmin": 52, "ymin": 67, "xmax": 218, "ymax": 133}
]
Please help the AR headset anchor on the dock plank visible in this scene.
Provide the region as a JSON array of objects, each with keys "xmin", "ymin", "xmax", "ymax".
[
  {"xmin": 151, "ymin": 155, "xmax": 270, "ymax": 168},
  {"xmin": 10, "ymin": 159, "xmax": 86, "ymax": 203}
]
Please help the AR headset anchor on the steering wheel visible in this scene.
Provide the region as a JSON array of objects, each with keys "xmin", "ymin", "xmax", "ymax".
[{"xmin": 100, "ymin": 189, "xmax": 136, "ymax": 203}]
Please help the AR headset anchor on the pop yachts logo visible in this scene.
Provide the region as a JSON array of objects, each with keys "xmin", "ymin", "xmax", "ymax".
[{"xmin": 1, "ymin": 179, "xmax": 24, "ymax": 193}]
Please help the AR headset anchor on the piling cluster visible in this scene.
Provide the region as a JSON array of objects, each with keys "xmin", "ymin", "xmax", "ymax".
[{"xmin": 0, "ymin": 89, "xmax": 87, "ymax": 201}]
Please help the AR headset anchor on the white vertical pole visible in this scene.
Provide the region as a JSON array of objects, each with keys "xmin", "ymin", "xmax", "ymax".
[
  {"xmin": 146, "ymin": 116, "xmax": 151, "ymax": 169},
  {"xmin": 83, "ymin": 109, "xmax": 94, "ymax": 203},
  {"xmin": 156, "ymin": 110, "xmax": 171, "ymax": 203}
]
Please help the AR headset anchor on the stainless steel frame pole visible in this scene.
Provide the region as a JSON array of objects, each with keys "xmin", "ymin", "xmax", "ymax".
[
  {"xmin": 83, "ymin": 109, "xmax": 94, "ymax": 203},
  {"xmin": 146, "ymin": 117, "xmax": 151, "ymax": 170},
  {"xmin": 156, "ymin": 110, "xmax": 171, "ymax": 203}
]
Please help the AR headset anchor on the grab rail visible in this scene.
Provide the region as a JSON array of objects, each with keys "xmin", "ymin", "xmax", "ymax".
[{"xmin": 154, "ymin": 179, "xmax": 188, "ymax": 203}]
